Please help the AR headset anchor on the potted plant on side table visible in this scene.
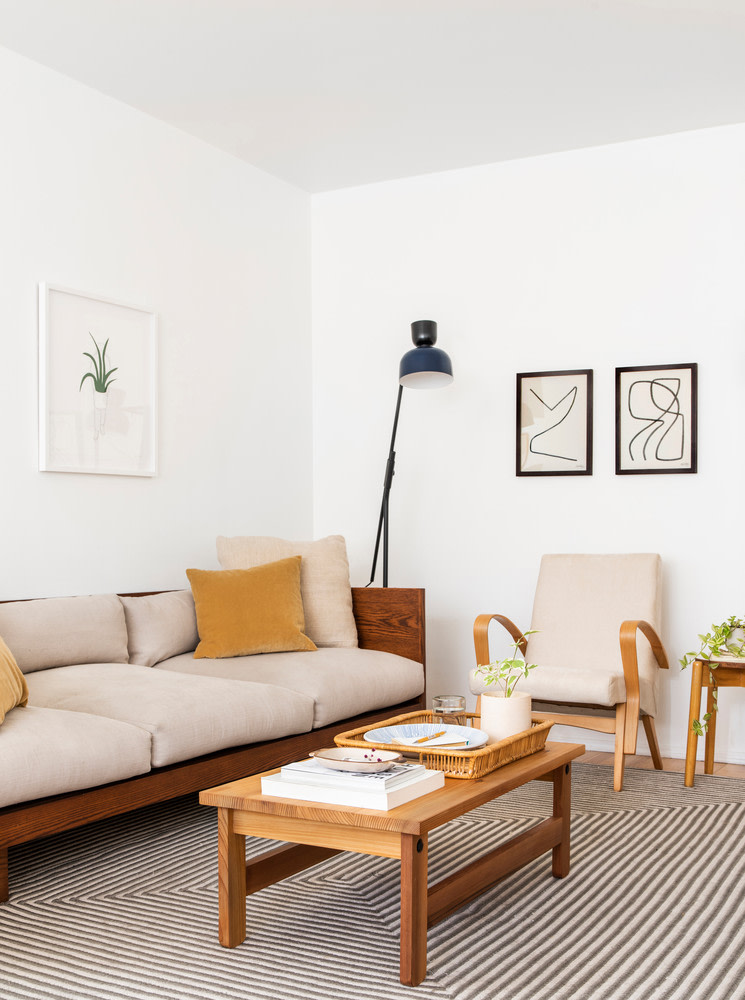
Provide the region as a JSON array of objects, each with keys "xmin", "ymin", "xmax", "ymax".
[
  {"xmin": 680, "ymin": 615, "xmax": 745, "ymax": 734},
  {"xmin": 474, "ymin": 632, "xmax": 538, "ymax": 743}
]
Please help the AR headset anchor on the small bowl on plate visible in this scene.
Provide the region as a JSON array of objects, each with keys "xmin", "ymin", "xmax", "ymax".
[{"xmin": 310, "ymin": 747, "xmax": 402, "ymax": 773}]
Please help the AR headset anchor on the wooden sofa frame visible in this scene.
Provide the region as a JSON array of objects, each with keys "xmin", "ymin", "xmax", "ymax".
[{"xmin": 0, "ymin": 587, "xmax": 426, "ymax": 901}]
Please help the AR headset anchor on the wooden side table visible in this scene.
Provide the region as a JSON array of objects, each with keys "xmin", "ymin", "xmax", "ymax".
[{"xmin": 684, "ymin": 656, "xmax": 745, "ymax": 787}]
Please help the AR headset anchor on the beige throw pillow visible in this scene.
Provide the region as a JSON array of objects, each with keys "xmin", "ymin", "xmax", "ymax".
[
  {"xmin": 119, "ymin": 591, "xmax": 200, "ymax": 667},
  {"xmin": 0, "ymin": 594, "xmax": 129, "ymax": 673},
  {"xmin": 216, "ymin": 534, "xmax": 358, "ymax": 648}
]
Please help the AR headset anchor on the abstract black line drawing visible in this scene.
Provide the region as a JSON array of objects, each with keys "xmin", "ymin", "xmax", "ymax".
[
  {"xmin": 516, "ymin": 370, "xmax": 593, "ymax": 477},
  {"xmin": 528, "ymin": 386, "xmax": 579, "ymax": 462},
  {"xmin": 616, "ymin": 364, "xmax": 697, "ymax": 475},
  {"xmin": 627, "ymin": 378, "xmax": 683, "ymax": 462}
]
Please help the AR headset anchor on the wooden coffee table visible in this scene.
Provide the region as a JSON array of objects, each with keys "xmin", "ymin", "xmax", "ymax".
[{"xmin": 199, "ymin": 741, "xmax": 584, "ymax": 987}]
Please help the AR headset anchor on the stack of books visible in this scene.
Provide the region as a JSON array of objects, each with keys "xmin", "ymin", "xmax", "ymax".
[{"xmin": 260, "ymin": 757, "xmax": 445, "ymax": 810}]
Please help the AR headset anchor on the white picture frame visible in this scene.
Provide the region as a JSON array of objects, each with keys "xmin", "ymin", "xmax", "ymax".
[{"xmin": 39, "ymin": 284, "xmax": 158, "ymax": 477}]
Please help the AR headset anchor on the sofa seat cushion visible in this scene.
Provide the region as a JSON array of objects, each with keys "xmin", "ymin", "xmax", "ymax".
[
  {"xmin": 0, "ymin": 705, "xmax": 151, "ymax": 809},
  {"xmin": 156, "ymin": 648, "xmax": 425, "ymax": 728},
  {"xmin": 468, "ymin": 663, "xmax": 656, "ymax": 715},
  {"xmin": 26, "ymin": 664, "xmax": 315, "ymax": 768}
]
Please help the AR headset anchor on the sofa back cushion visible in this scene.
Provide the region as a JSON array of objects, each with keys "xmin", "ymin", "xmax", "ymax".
[
  {"xmin": 186, "ymin": 557, "xmax": 317, "ymax": 659},
  {"xmin": 119, "ymin": 591, "xmax": 199, "ymax": 667},
  {"xmin": 0, "ymin": 635, "xmax": 28, "ymax": 723},
  {"xmin": 0, "ymin": 594, "xmax": 129, "ymax": 673},
  {"xmin": 216, "ymin": 534, "xmax": 358, "ymax": 648}
]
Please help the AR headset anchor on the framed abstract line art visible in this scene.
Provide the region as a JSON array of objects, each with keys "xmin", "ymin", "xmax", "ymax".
[
  {"xmin": 516, "ymin": 369, "xmax": 593, "ymax": 476},
  {"xmin": 39, "ymin": 284, "xmax": 158, "ymax": 477},
  {"xmin": 615, "ymin": 363, "xmax": 697, "ymax": 475}
]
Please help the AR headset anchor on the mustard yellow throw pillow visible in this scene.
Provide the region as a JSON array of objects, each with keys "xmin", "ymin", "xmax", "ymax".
[
  {"xmin": 0, "ymin": 635, "xmax": 29, "ymax": 725},
  {"xmin": 186, "ymin": 557, "xmax": 317, "ymax": 659}
]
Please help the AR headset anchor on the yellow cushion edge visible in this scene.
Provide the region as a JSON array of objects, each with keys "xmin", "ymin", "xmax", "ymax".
[{"xmin": 0, "ymin": 634, "xmax": 29, "ymax": 725}]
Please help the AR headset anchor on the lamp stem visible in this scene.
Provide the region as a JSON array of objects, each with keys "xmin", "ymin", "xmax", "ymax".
[{"xmin": 367, "ymin": 384, "xmax": 404, "ymax": 587}]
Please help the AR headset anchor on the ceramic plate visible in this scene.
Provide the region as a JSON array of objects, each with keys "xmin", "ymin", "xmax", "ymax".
[
  {"xmin": 310, "ymin": 747, "xmax": 402, "ymax": 772},
  {"xmin": 362, "ymin": 723, "xmax": 489, "ymax": 750}
]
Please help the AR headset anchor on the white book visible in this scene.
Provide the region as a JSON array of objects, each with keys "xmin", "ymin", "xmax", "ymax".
[
  {"xmin": 280, "ymin": 758, "xmax": 427, "ymax": 790},
  {"xmin": 261, "ymin": 765, "xmax": 445, "ymax": 810}
]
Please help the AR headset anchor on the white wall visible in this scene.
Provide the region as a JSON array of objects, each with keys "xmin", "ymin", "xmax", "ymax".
[
  {"xmin": 312, "ymin": 124, "xmax": 745, "ymax": 763},
  {"xmin": 0, "ymin": 47, "xmax": 313, "ymax": 599}
]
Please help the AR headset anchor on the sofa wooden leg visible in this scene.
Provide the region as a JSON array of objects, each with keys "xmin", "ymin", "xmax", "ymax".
[
  {"xmin": 0, "ymin": 847, "xmax": 8, "ymax": 903},
  {"xmin": 613, "ymin": 704, "xmax": 626, "ymax": 792}
]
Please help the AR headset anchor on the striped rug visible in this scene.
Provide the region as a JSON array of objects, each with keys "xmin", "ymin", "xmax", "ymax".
[{"xmin": 2, "ymin": 763, "xmax": 745, "ymax": 1000}]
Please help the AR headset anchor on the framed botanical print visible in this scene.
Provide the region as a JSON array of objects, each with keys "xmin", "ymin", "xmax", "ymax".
[
  {"xmin": 39, "ymin": 284, "xmax": 158, "ymax": 477},
  {"xmin": 516, "ymin": 369, "xmax": 593, "ymax": 476},
  {"xmin": 615, "ymin": 363, "xmax": 697, "ymax": 475}
]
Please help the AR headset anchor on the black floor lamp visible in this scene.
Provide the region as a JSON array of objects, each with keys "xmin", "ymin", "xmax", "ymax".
[{"xmin": 367, "ymin": 320, "xmax": 454, "ymax": 587}]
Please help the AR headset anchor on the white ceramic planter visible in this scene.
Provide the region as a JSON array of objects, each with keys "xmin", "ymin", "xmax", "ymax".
[
  {"xmin": 725, "ymin": 629, "xmax": 745, "ymax": 654},
  {"xmin": 479, "ymin": 690, "xmax": 532, "ymax": 743}
]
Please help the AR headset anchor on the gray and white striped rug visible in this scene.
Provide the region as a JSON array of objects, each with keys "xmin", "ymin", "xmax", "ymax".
[{"xmin": 3, "ymin": 763, "xmax": 745, "ymax": 1000}]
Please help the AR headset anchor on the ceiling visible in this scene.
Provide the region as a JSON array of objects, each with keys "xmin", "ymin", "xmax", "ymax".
[{"xmin": 1, "ymin": 0, "xmax": 744, "ymax": 192}]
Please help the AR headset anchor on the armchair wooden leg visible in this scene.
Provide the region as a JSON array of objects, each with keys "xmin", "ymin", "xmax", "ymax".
[
  {"xmin": 642, "ymin": 716, "xmax": 663, "ymax": 771},
  {"xmin": 613, "ymin": 704, "xmax": 627, "ymax": 792}
]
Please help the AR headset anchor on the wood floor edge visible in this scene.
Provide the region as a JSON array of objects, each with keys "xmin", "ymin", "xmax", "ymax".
[{"xmin": 579, "ymin": 750, "xmax": 745, "ymax": 779}]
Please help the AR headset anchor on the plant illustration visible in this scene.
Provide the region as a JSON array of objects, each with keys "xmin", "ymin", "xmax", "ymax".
[
  {"xmin": 680, "ymin": 615, "xmax": 745, "ymax": 734},
  {"xmin": 79, "ymin": 333, "xmax": 117, "ymax": 393},
  {"xmin": 79, "ymin": 333, "xmax": 118, "ymax": 439},
  {"xmin": 475, "ymin": 631, "xmax": 539, "ymax": 697}
]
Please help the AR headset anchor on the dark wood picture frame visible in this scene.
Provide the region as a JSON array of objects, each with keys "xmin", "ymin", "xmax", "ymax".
[
  {"xmin": 516, "ymin": 369, "xmax": 593, "ymax": 477},
  {"xmin": 615, "ymin": 363, "xmax": 698, "ymax": 475}
]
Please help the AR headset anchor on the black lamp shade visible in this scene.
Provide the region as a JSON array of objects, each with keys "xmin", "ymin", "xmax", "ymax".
[{"xmin": 398, "ymin": 320, "xmax": 454, "ymax": 388}]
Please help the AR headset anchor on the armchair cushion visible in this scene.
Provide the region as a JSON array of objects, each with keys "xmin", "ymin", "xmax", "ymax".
[{"xmin": 469, "ymin": 662, "xmax": 657, "ymax": 714}]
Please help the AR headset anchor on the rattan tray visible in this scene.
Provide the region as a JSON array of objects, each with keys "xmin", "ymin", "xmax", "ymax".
[{"xmin": 334, "ymin": 710, "xmax": 554, "ymax": 779}]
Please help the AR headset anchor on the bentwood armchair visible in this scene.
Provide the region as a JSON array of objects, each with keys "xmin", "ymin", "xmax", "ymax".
[{"xmin": 469, "ymin": 553, "xmax": 670, "ymax": 791}]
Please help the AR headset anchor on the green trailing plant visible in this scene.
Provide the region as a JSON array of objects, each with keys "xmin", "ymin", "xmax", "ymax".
[
  {"xmin": 475, "ymin": 631, "xmax": 539, "ymax": 697},
  {"xmin": 79, "ymin": 333, "xmax": 118, "ymax": 393},
  {"xmin": 680, "ymin": 615, "xmax": 745, "ymax": 734}
]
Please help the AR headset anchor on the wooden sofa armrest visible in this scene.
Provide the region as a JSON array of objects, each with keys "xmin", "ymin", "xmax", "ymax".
[
  {"xmin": 619, "ymin": 619, "xmax": 668, "ymax": 754},
  {"xmin": 351, "ymin": 587, "xmax": 425, "ymax": 667},
  {"xmin": 473, "ymin": 613, "xmax": 527, "ymax": 666}
]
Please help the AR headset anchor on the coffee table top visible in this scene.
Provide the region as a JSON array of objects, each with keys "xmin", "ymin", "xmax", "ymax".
[{"xmin": 199, "ymin": 741, "xmax": 584, "ymax": 837}]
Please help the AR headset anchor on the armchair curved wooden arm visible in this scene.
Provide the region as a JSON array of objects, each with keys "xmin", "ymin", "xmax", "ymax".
[
  {"xmin": 619, "ymin": 620, "xmax": 669, "ymax": 754},
  {"xmin": 473, "ymin": 614, "xmax": 527, "ymax": 667}
]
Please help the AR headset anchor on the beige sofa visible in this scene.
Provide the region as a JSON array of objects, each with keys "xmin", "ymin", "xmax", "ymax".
[{"xmin": 0, "ymin": 584, "xmax": 426, "ymax": 901}]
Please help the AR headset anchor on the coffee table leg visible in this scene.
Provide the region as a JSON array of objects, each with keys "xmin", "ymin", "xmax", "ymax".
[
  {"xmin": 218, "ymin": 807, "xmax": 247, "ymax": 948},
  {"xmin": 552, "ymin": 762, "xmax": 572, "ymax": 878},
  {"xmin": 400, "ymin": 832, "xmax": 428, "ymax": 986}
]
